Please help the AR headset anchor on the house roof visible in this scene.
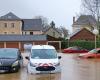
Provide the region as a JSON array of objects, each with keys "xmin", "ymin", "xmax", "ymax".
[
  {"xmin": 69, "ymin": 28, "xmax": 95, "ymax": 38},
  {"xmin": 22, "ymin": 19, "xmax": 43, "ymax": 31},
  {"xmin": 43, "ymin": 26, "xmax": 62, "ymax": 35},
  {"xmin": 73, "ymin": 15, "xmax": 96, "ymax": 25},
  {"xmin": 0, "ymin": 12, "xmax": 20, "ymax": 20},
  {"xmin": 0, "ymin": 35, "xmax": 47, "ymax": 41}
]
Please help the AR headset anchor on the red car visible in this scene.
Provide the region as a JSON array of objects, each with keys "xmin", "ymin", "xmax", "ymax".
[
  {"xmin": 79, "ymin": 48, "xmax": 100, "ymax": 58},
  {"xmin": 63, "ymin": 47, "xmax": 88, "ymax": 53}
]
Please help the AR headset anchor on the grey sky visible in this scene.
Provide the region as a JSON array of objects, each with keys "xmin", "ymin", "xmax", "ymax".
[{"xmin": 0, "ymin": 0, "xmax": 81, "ymax": 32}]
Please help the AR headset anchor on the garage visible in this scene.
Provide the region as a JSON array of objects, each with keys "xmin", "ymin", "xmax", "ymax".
[
  {"xmin": 0, "ymin": 42, "xmax": 4, "ymax": 48},
  {"xmin": 6, "ymin": 42, "xmax": 19, "ymax": 48},
  {"xmin": 0, "ymin": 35, "xmax": 47, "ymax": 51}
]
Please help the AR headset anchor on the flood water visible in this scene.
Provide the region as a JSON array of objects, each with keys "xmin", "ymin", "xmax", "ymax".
[{"xmin": 0, "ymin": 52, "xmax": 100, "ymax": 80}]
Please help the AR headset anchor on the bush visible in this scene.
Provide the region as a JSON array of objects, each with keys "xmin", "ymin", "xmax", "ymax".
[{"xmin": 61, "ymin": 40, "xmax": 99, "ymax": 50}]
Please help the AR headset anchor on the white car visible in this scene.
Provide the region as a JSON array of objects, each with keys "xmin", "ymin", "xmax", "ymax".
[{"xmin": 25, "ymin": 45, "xmax": 61, "ymax": 74}]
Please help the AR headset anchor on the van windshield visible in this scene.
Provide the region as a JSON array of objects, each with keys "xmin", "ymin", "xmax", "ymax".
[
  {"xmin": 0, "ymin": 49, "xmax": 17, "ymax": 59},
  {"xmin": 31, "ymin": 49, "xmax": 57, "ymax": 59}
]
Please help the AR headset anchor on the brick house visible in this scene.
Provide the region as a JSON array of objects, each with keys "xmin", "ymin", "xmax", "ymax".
[{"xmin": 70, "ymin": 28, "xmax": 95, "ymax": 41}]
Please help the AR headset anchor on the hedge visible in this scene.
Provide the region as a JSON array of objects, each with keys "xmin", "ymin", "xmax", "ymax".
[{"xmin": 61, "ymin": 40, "xmax": 100, "ymax": 50}]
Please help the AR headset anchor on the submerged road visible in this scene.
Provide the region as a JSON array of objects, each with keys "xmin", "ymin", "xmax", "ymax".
[{"xmin": 0, "ymin": 52, "xmax": 100, "ymax": 80}]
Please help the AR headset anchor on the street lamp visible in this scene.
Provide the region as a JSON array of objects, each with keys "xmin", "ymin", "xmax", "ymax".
[{"xmin": 93, "ymin": 29, "xmax": 99, "ymax": 48}]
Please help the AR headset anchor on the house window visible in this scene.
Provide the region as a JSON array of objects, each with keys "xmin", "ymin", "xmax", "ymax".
[
  {"xmin": 4, "ymin": 32, "xmax": 7, "ymax": 34},
  {"xmin": 22, "ymin": 32, "xmax": 24, "ymax": 35},
  {"xmin": 11, "ymin": 32, "xmax": 15, "ymax": 34},
  {"xmin": 30, "ymin": 32, "xmax": 33, "ymax": 35},
  {"xmin": 4, "ymin": 23, "xmax": 7, "ymax": 28},
  {"xmin": 25, "ymin": 32, "xmax": 27, "ymax": 35},
  {"xmin": 11, "ymin": 23, "xmax": 14, "ymax": 28},
  {"xmin": 8, "ymin": 16, "xmax": 12, "ymax": 19},
  {"xmin": 53, "ymin": 32, "xmax": 55, "ymax": 37}
]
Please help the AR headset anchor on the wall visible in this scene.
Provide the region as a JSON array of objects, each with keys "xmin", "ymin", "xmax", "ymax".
[{"xmin": 0, "ymin": 20, "xmax": 22, "ymax": 34}]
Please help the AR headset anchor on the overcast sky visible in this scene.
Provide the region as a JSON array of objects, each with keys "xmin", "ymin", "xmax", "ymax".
[{"xmin": 0, "ymin": 0, "xmax": 81, "ymax": 32}]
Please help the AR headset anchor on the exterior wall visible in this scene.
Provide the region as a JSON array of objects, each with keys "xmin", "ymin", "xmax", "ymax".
[
  {"xmin": 45, "ymin": 28, "xmax": 61, "ymax": 38},
  {"xmin": 0, "ymin": 20, "xmax": 22, "ymax": 34},
  {"xmin": 0, "ymin": 41, "xmax": 47, "ymax": 51},
  {"xmin": 72, "ymin": 25, "xmax": 81, "ymax": 32},
  {"xmin": 70, "ymin": 28, "xmax": 95, "ymax": 41},
  {"xmin": 72, "ymin": 24, "xmax": 96, "ymax": 32},
  {"xmin": 6, "ymin": 42, "xmax": 19, "ymax": 48},
  {"xmin": 22, "ymin": 31, "xmax": 43, "ymax": 35}
]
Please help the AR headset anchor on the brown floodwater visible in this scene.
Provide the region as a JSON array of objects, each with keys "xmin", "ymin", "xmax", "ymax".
[{"xmin": 0, "ymin": 52, "xmax": 100, "ymax": 80}]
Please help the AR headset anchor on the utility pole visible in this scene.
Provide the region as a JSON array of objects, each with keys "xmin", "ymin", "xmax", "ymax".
[{"xmin": 95, "ymin": 0, "xmax": 100, "ymax": 34}]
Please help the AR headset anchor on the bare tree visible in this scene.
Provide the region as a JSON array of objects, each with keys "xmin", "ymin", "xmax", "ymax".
[
  {"xmin": 59, "ymin": 26, "xmax": 69, "ymax": 37},
  {"xmin": 34, "ymin": 16, "xmax": 49, "ymax": 27},
  {"xmin": 81, "ymin": 0, "xmax": 100, "ymax": 18},
  {"xmin": 81, "ymin": 0, "xmax": 100, "ymax": 33}
]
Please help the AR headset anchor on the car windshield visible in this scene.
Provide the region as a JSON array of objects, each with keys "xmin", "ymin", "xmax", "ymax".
[
  {"xmin": 31, "ymin": 49, "xmax": 57, "ymax": 59},
  {"xmin": 88, "ymin": 49, "xmax": 97, "ymax": 54},
  {"xmin": 0, "ymin": 49, "xmax": 18, "ymax": 58}
]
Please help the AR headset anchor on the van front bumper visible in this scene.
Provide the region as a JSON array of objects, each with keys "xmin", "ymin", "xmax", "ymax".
[{"xmin": 27, "ymin": 64, "xmax": 61, "ymax": 74}]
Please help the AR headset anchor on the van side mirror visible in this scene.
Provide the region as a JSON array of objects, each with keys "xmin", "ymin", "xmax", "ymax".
[
  {"xmin": 25, "ymin": 56, "xmax": 29, "ymax": 60},
  {"xmin": 58, "ymin": 56, "xmax": 61, "ymax": 59}
]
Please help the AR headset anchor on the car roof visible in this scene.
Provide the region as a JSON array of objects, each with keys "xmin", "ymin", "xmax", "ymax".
[
  {"xmin": 31, "ymin": 45, "xmax": 55, "ymax": 49},
  {"xmin": 0, "ymin": 48, "xmax": 19, "ymax": 52}
]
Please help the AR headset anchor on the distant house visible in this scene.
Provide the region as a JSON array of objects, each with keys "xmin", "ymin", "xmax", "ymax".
[
  {"xmin": 42, "ymin": 26, "xmax": 63, "ymax": 38},
  {"xmin": 0, "ymin": 12, "xmax": 43, "ymax": 35},
  {"xmin": 0, "ymin": 12, "xmax": 64, "ymax": 38},
  {"xmin": 22, "ymin": 19, "xmax": 43, "ymax": 35},
  {"xmin": 0, "ymin": 12, "xmax": 62, "ymax": 51},
  {"xmin": 0, "ymin": 12, "xmax": 22, "ymax": 34},
  {"xmin": 70, "ymin": 28, "xmax": 95, "ymax": 41},
  {"xmin": 72, "ymin": 15, "xmax": 97, "ymax": 32}
]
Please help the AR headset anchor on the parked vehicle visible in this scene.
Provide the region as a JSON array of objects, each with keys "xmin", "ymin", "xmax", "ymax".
[
  {"xmin": 0, "ymin": 48, "xmax": 23, "ymax": 73},
  {"xmin": 63, "ymin": 46, "xmax": 88, "ymax": 53},
  {"xmin": 79, "ymin": 48, "xmax": 100, "ymax": 58},
  {"xmin": 25, "ymin": 45, "xmax": 61, "ymax": 74}
]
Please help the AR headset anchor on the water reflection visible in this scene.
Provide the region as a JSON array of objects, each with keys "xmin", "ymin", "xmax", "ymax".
[
  {"xmin": 61, "ymin": 53, "xmax": 100, "ymax": 80},
  {"xmin": 28, "ymin": 73, "xmax": 61, "ymax": 80}
]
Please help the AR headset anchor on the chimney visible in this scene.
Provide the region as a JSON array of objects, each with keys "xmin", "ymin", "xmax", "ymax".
[{"xmin": 73, "ymin": 17, "xmax": 75, "ymax": 23}]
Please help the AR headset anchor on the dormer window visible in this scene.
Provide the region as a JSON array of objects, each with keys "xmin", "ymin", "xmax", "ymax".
[{"xmin": 8, "ymin": 16, "xmax": 12, "ymax": 19}]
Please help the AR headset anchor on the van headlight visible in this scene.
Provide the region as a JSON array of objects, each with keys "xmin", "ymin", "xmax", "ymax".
[
  {"xmin": 54, "ymin": 62, "xmax": 60, "ymax": 66},
  {"xmin": 12, "ymin": 61, "xmax": 18, "ymax": 67},
  {"xmin": 30, "ymin": 62, "xmax": 36, "ymax": 67}
]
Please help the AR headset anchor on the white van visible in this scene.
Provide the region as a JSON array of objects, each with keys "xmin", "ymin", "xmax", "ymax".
[{"xmin": 26, "ymin": 45, "xmax": 61, "ymax": 74}]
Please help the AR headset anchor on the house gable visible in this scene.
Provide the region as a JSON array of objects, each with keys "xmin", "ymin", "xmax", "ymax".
[
  {"xmin": 0, "ymin": 12, "xmax": 20, "ymax": 20},
  {"xmin": 70, "ymin": 28, "xmax": 95, "ymax": 41},
  {"xmin": 43, "ymin": 27, "xmax": 62, "ymax": 38}
]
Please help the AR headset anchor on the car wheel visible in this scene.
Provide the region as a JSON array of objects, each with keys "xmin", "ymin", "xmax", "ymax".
[{"xmin": 88, "ymin": 56, "xmax": 93, "ymax": 58}]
